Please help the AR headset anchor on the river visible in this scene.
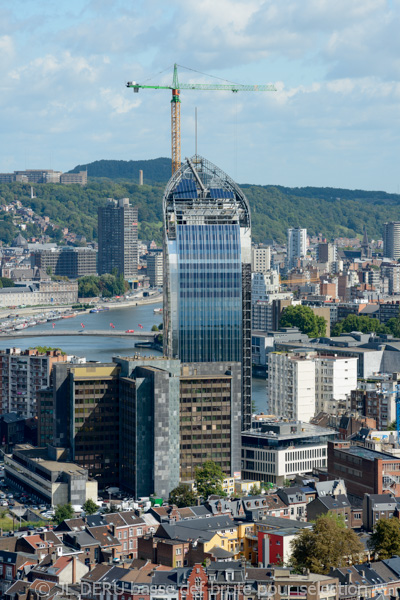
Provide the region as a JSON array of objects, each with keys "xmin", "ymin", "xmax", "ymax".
[{"xmin": 0, "ymin": 302, "xmax": 267, "ymax": 413}]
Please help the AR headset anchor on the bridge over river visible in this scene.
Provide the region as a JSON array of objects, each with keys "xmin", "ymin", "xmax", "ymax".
[{"xmin": 0, "ymin": 329, "xmax": 155, "ymax": 340}]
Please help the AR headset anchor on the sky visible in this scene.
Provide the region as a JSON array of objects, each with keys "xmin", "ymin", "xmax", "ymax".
[{"xmin": 1, "ymin": 0, "xmax": 400, "ymax": 191}]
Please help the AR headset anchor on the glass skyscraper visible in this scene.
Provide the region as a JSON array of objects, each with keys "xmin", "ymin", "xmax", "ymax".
[{"xmin": 163, "ymin": 155, "xmax": 252, "ymax": 429}]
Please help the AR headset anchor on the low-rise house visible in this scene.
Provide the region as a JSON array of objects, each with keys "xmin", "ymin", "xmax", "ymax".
[
  {"xmin": 27, "ymin": 555, "xmax": 88, "ymax": 586},
  {"xmin": 362, "ymin": 493, "xmax": 399, "ymax": 531},
  {"xmin": 307, "ymin": 494, "xmax": 352, "ymax": 525},
  {"xmin": 277, "ymin": 488, "xmax": 308, "ymax": 520}
]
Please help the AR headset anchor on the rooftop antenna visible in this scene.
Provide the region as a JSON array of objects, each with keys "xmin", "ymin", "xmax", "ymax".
[{"xmin": 195, "ymin": 107, "xmax": 198, "ymax": 156}]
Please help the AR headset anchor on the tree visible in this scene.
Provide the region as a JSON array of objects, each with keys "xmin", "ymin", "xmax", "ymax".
[
  {"xmin": 290, "ymin": 513, "xmax": 364, "ymax": 574},
  {"xmin": 279, "ymin": 305, "xmax": 326, "ymax": 338},
  {"xmin": 169, "ymin": 484, "xmax": 198, "ymax": 508},
  {"xmin": 151, "ymin": 324, "xmax": 159, "ymax": 331},
  {"xmin": 369, "ymin": 517, "xmax": 400, "ymax": 559},
  {"xmin": 195, "ymin": 460, "xmax": 226, "ymax": 499},
  {"xmin": 82, "ymin": 499, "xmax": 98, "ymax": 515},
  {"xmin": 331, "ymin": 314, "xmax": 387, "ymax": 337},
  {"xmin": 102, "ymin": 503, "xmax": 119, "ymax": 514},
  {"xmin": 249, "ymin": 485, "xmax": 261, "ymax": 496},
  {"xmin": 54, "ymin": 503, "xmax": 74, "ymax": 524}
]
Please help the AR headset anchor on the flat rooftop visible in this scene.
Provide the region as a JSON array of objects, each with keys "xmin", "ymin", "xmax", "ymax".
[{"xmin": 337, "ymin": 445, "xmax": 400, "ymax": 461}]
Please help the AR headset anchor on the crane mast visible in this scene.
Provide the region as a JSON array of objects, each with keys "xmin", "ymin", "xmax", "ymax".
[{"xmin": 127, "ymin": 63, "xmax": 276, "ymax": 175}]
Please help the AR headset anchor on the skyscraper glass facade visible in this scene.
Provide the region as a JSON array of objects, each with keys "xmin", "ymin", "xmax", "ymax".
[
  {"xmin": 177, "ymin": 223, "xmax": 242, "ymax": 363},
  {"xmin": 163, "ymin": 155, "xmax": 252, "ymax": 429}
]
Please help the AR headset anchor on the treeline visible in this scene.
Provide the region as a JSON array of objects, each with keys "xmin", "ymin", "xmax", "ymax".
[
  {"xmin": 331, "ymin": 313, "xmax": 400, "ymax": 338},
  {"xmin": 77, "ymin": 274, "xmax": 129, "ymax": 298},
  {"xmin": 2, "ymin": 166, "xmax": 400, "ymax": 246},
  {"xmin": 68, "ymin": 157, "xmax": 172, "ymax": 183}
]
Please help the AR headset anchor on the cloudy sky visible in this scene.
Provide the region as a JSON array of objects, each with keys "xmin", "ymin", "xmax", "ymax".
[{"xmin": 1, "ymin": 0, "xmax": 400, "ymax": 191}]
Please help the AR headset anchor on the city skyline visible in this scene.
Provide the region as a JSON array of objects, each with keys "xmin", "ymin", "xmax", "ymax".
[{"xmin": 1, "ymin": 1, "xmax": 400, "ymax": 192}]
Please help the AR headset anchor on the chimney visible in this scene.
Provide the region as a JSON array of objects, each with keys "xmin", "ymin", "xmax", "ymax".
[{"xmin": 72, "ymin": 556, "xmax": 76, "ymax": 583}]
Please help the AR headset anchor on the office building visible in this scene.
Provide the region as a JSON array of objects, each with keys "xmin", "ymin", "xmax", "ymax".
[
  {"xmin": 317, "ymin": 242, "xmax": 337, "ymax": 264},
  {"xmin": 251, "ymin": 295, "xmax": 293, "ymax": 332},
  {"xmin": 241, "ymin": 420, "xmax": 335, "ymax": 486},
  {"xmin": 98, "ymin": 198, "xmax": 138, "ymax": 278},
  {"xmin": 163, "ymin": 155, "xmax": 252, "ymax": 429},
  {"xmin": 326, "ymin": 440, "xmax": 400, "ymax": 498},
  {"xmin": 252, "ymin": 246, "xmax": 271, "ymax": 272},
  {"xmin": 4, "ymin": 444, "xmax": 97, "ymax": 506},
  {"xmin": 287, "ymin": 227, "xmax": 307, "ymax": 268},
  {"xmin": 179, "ymin": 362, "xmax": 241, "ymax": 481},
  {"xmin": 31, "ymin": 247, "xmax": 97, "ymax": 278},
  {"xmin": 147, "ymin": 250, "xmax": 163, "ymax": 287},
  {"xmin": 0, "ymin": 348, "xmax": 68, "ymax": 418},
  {"xmin": 384, "ymin": 222, "xmax": 400, "ymax": 260},
  {"xmin": 115, "ymin": 356, "xmax": 180, "ymax": 499},
  {"xmin": 60, "ymin": 171, "xmax": 88, "ymax": 185},
  {"xmin": 51, "ymin": 358, "xmax": 180, "ymax": 497}
]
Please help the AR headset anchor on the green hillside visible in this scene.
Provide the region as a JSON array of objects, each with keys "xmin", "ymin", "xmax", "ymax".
[
  {"xmin": 0, "ymin": 169, "xmax": 400, "ymax": 246},
  {"xmin": 68, "ymin": 157, "xmax": 172, "ymax": 184}
]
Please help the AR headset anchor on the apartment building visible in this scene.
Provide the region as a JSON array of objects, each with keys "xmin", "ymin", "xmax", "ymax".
[
  {"xmin": 268, "ymin": 353, "xmax": 316, "ymax": 422},
  {"xmin": 0, "ymin": 348, "xmax": 68, "ymax": 418},
  {"xmin": 31, "ymin": 247, "xmax": 97, "ymax": 278},
  {"xmin": 147, "ymin": 250, "xmax": 163, "ymax": 287},
  {"xmin": 252, "ymin": 246, "xmax": 271, "ymax": 272},
  {"xmin": 314, "ymin": 356, "xmax": 357, "ymax": 414}
]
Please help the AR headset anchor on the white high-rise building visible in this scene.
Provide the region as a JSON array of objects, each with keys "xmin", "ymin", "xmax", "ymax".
[
  {"xmin": 252, "ymin": 246, "xmax": 271, "ymax": 273},
  {"xmin": 384, "ymin": 222, "xmax": 400, "ymax": 260},
  {"xmin": 287, "ymin": 228, "xmax": 307, "ymax": 268},
  {"xmin": 268, "ymin": 353, "xmax": 316, "ymax": 422},
  {"xmin": 314, "ymin": 356, "xmax": 358, "ymax": 414},
  {"xmin": 268, "ymin": 352, "xmax": 358, "ymax": 421}
]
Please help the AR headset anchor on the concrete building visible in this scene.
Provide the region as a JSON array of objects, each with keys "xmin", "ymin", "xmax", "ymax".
[
  {"xmin": 384, "ymin": 222, "xmax": 400, "ymax": 260},
  {"xmin": 252, "ymin": 295, "xmax": 293, "ymax": 332},
  {"xmin": 252, "ymin": 246, "xmax": 271, "ymax": 272},
  {"xmin": 51, "ymin": 358, "xmax": 181, "ymax": 497},
  {"xmin": 4, "ymin": 444, "xmax": 97, "ymax": 506},
  {"xmin": 179, "ymin": 362, "xmax": 242, "ymax": 482},
  {"xmin": 268, "ymin": 353, "xmax": 316, "ymax": 422},
  {"xmin": 60, "ymin": 171, "xmax": 88, "ymax": 185},
  {"xmin": 350, "ymin": 379, "xmax": 397, "ymax": 430},
  {"xmin": 0, "ymin": 280, "xmax": 78, "ymax": 307},
  {"xmin": 115, "ymin": 356, "xmax": 180, "ymax": 499},
  {"xmin": 287, "ymin": 228, "xmax": 307, "ymax": 268},
  {"xmin": 252, "ymin": 272, "xmax": 280, "ymax": 300},
  {"xmin": 98, "ymin": 198, "xmax": 138, "ymax": 279},
  {"xmin": 326, "ymin": 440, "xmax": 400, "ymax": 498},
  {"xmin": 0, "ymin": 348, "xmax": 68, "ymax": 418},
  {"xmin": 163, "ymin": 155, "xmax": 252, "ymax": 430},
  {"xmin": 381, "ymin": 264, "xmax": 400, "ymax": 295},
  {"xmin": 314, "ymin": 356, "xmax": 358, "ymax": 414},
  {"xmin": 241, "ymin": 420, "xmax": 335, "ymax": 485},
  {"xmin": 147, "ymin": 250, "xmax": 163, "ymax": 287},
  {"xmin": 31, "ymin": 247, "xmax": 97, "ymax": 278},
  {"xmin": 317, "ymin": 243, "xmax": 337, "ymax": 264}
]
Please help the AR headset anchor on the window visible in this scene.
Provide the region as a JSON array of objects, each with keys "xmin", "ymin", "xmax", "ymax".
[
  {"xmin": 176, "ymin": 548, "xmax": 182, "ymax": 555},
  {"xmin": 123, "ymin": 542, "xmax": 127, "ymax": 551},
  {"xmin": 124, "ymin": 530, "xmax": 127, "ymax": 539},
  {"xmin": 129, "ymin": 528, "xmax": 133, "ymax": 536},
  {"xmin": 118, "ymin": 532, "xmax": 122, "ymax": 540},
  {"xmin": 129, "ymin": 540, "xmax": 133, "ymax": 549},
  {"xmin": 176, "ymin": 560, "xmax": 182, "ymax": 567},
  {"xmin": 137, "ymin": 528, "xmax": 143, "ymax": 536}
]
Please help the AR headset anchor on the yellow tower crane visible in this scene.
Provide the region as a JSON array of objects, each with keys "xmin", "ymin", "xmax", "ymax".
[{"xmin": 127, "ymin": 63, "xmax": 276, "ymax": 175}]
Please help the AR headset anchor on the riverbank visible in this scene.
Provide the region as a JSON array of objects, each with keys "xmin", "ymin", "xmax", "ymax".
[{"xmin": 0, "ymin": 292, "xmax": 163, "ymax": 321}]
